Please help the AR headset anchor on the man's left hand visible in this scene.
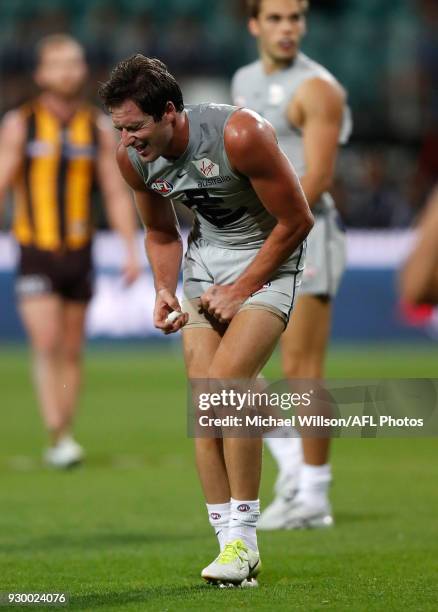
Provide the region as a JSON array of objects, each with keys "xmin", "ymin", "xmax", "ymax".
[{"xmin": 200, "ymin": 285, "xmax": 248, "ymax": 323}]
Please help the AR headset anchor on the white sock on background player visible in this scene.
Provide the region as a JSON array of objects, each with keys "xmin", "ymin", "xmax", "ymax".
[
  {"xmin": 264, "ymin": 428, "xmax": 302, "ymax": 487},
  {"xmin": 228, "ymin": 498, "xmax": 260, "ymax": 551},
  {"xmin": 206, "ymin": 502, "xmax": 230, "ymax": 551},
  {"xmin": 295, "ymin": 463, "xmax": 332, "ymax": 507}
]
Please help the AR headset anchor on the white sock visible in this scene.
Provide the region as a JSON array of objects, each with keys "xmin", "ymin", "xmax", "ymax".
[
  {"xmin": 228, "ymin": 498, "xmax": 260, "ymax": 551},
  {"xmin": 206, "ymin": 502, "xmax": 230, "ymax": 551},
  {"xmin": 296, "ymin": 463, "xmax": 332, "ymax": 506},
  {"xmin": 264, "ymin": 427, "xmax": 303, "ymax": 475}
]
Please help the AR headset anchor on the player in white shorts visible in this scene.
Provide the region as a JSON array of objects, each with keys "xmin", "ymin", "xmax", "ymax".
[
  {"xmin": 232, "ymin": 0, "xmax": 352, "ymax": 529},
  {"xmin": 183, "ymin": 237, "xmax": 305, "ymax": 329},
  {"xmin": 100, "ymin": 54, "xmax": 313, "ymax": 586}
]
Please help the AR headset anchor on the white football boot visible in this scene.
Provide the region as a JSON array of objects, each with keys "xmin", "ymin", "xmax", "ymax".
[
  {"xmin": 201, "ymin": 539, "xmax": 261, "ymax": 587},
  {"xmin": 44, "ymin": 436, "xmax": 84, "ymax": 469},
  {"xmin": 258, "ymin": 470, "xmax": 298, "ymax": 530},
  {"xmin": 285, "ymin": 496, "xmax": 334, "ymax": 529}
]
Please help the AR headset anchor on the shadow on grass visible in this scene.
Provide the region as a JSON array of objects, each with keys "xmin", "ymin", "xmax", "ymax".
[
  {"xmin": 70, "ymin": 584, "xmax": 257, "ymax": 609},
  {"xmin": 2, "ymin": 531, "xmax": 208, "ymax": 554}
]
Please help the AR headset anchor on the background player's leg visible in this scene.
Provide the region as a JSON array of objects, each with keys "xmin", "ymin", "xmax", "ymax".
[
  {"xmin": 18, "ymin": 295, "xmax": 64, "ymax": 442},
  {"xmin": 260, "ymin": 294, "xmax": 333, "ymax": 529},
  {"xmin": 279, "ymin": 294, "xmax": 333, "ymax": 528},
  {"xmin": 281, "ymin": 294, "xmax": 332, "ymax": 464},
  {"xmin": 59, "ymin": 301, "xmax": 87, "ymax": 435},
  {"xmin": 282, "ymin": 294, "xmax": 331, "ymax": 379}
]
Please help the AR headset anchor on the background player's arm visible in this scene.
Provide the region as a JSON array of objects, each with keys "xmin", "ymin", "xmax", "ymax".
[
  {"xmin": 201, "ymin": 109, "xmax": 313, "ymax": 320},
  {"xmin": 116, "ymin": 146, "xmax": 187, "ymax": 333},
  {"xmin": 289, "ymin": 77, "xmax": 345, "ymax": 207},
  {"xmin": 0, "ymin": 111, "xmax": 27, "ymax": 224},
  {"xmin": 400, "ymin": 189, "xmax": 438, "ymax": 305},
  {"xmin": 96, "ymin": 115, "xmax": 140, "ymax": 284}
]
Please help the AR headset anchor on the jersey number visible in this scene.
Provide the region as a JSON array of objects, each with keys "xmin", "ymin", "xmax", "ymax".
[{"xmin": 182, "ymin": 189, "xmax": 247, "ymax": 228}]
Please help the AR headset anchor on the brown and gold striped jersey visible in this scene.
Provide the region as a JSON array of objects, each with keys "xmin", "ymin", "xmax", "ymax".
[{"xmin": 13, "ymin": 100, "xmax": 99, "ymax": 251}]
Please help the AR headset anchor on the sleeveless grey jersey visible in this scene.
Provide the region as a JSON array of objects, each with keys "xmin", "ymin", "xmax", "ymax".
[
  {"xmin": 231, "ymin": 52, "xmax": 352, "ymax": 213},
  {"xmin": 127, "ymin": 103, "xmax": 277, "ymax": 249}
]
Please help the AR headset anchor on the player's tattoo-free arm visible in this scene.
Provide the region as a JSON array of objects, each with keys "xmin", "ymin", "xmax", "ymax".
[
  {"xmin": 96, "ymin": 115, "xmax": 140, "ymax": 283},
  {"xmin": 224, "ymin": 109, "xmax": 314, "ymax": 298},
  {"xmin": 289, "ymin": 77, "xmax": 345, "ymax": 207},
  {"xmin": 116, "ymin": 146, "xmax": 188, "ymax": 333},
  {"xmin": 116, "ymin": 145, "xmax": 182, "ymax": 293},
  {"xmin": 400, "ymin": 188, "xmax": 438, "ymax": 305},
  {"xmin": 0, "ymin": 111, "xmax": 27, "ymax": 224}
]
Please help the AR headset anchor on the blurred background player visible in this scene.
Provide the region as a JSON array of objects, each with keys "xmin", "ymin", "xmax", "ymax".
[
  {"xmin": 0, "ymin": 34, "xmax": 139, "ymax": 468},
  {"xmin": 232, "ymin": 0, "xmax": 352, "ymax": 529},
  {"xmin": 401, "ymin": 186, "xmax": 438, "ymax": 306}
]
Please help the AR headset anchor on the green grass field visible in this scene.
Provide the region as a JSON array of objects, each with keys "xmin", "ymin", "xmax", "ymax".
[{"xmin": 1, "ymin": 343, "xmax": 437, "ymax": 611}]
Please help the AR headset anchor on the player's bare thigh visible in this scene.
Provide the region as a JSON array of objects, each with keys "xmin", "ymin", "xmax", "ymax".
[
  {"xmin": 18, "ymin": 294, "xmax": 64, "ymax": 352},
  {"xmin": 183, "ymin": 308, "xmax": 284, "ymax": 379},
  {"xmin": 281, "ymin": 294, "xmax": 332, "ymax": 378}
]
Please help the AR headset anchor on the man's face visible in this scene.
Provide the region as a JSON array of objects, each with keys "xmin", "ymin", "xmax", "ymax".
[
  {"xmin": 111, "ymin": 99, "xmax": 175, "ymax": 162},
  {"xmin": 35, "ymin": 42, "xmax": 87, "ymax": 98},
  {"xmin": 249, "ymin": 0, "xmax": 307, "ymax": 63}
]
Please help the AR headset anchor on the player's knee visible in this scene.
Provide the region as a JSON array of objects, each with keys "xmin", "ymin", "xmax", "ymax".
[
  {"xmin": 207, "ymin": 364, "xmax": 232, "ymax": 379},
  {"xmin": 207, "ymin": 362, "xmax": 253, "ymax": 379},
  {"xmin": 62, "ymin": 344, "xmax": 83, "ymax": 365},
  {"xmin": 31, "ymin": 332, "xmax": 61, "ymax": 357},
  {"xmin": 283, "ymin": 351, "xmax": 323, "ymax": 378}
]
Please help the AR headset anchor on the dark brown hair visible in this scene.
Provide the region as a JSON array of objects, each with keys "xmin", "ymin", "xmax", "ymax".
[
  {"xmin": 247, "ymin": 0, "xmax": 309, "ymax": 18},
  {"xmin": 98, "ymin": 54, "xmax": 184, "ymax": 122}
]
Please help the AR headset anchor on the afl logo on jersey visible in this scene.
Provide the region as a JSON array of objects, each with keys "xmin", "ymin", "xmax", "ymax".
[{"xmin": 150, "ymin": 179, "xmax": 173, "ymax": 195}]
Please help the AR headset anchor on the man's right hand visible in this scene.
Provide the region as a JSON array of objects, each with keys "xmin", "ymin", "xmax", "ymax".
[{"xmin": 153, "ymin": 288, "xmax": 189, "ymax": 335}]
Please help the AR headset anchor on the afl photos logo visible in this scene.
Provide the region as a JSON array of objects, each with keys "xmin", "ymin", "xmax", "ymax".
[{"xmin": 150, "ymin": 179, "xmax": 173, "ymax": 195}]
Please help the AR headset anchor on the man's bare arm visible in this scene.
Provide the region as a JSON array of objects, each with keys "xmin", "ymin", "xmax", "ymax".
[
  {"xmin": 0, "ymin": 111, "xmax": 27, "ymax": 222},
  {"xmin": 400, "ymin": 189, "xmax": 438, "ymax": 305},
  {"xmin": 224, "ymin": 109, "xmax": 314, "ymax": 298},
  {"xmin": 117, "ymin": 146, "xmax": 187, "ymax": 332},
  {"xmin": 96, "ymin": 115, "xmax": 140, "ymax": 283},
  {"xmin": 289, "ymin": 77, "xmax": 345, "ymax": 207}
]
